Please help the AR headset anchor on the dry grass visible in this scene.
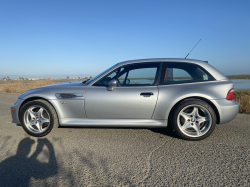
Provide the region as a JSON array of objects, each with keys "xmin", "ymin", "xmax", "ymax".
[
  {"xmin": 0, "ymin": 79, "xmax": 55, "ymax": 94},
  {"xmin": 227, "ymin": 74, "xmax": 250, "ymax": 79},
  {"xmin": 234, "ymin": 89, "xmax": 250, "ymax": 114}
]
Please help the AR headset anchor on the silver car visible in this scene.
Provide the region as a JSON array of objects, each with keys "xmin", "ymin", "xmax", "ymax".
[{"xmin": 11, "ymin": 58, "xmax": 239, "ymax": 140}]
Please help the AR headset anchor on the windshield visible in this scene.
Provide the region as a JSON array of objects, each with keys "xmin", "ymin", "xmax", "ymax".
[{"xmin": 85, "ymin": 64, "xmax": 117, "ymax": 85}]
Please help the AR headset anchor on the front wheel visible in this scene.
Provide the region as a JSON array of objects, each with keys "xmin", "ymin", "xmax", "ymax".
[
  {"xmin": 19, "ymin": 99, "xmax": 58, "ymax": 137},
  {"xmin": 171, "ymin": 99, "xmax": 217, "ymax": 141}
]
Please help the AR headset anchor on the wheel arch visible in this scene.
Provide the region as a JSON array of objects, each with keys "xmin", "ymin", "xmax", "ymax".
[
  {"xmin": 168, "ymin": 96, "xmax": 220, "ymax": 125},
  {"xmin": 19, "ymin": 96, "xmax": 59, "ymax": 123}
]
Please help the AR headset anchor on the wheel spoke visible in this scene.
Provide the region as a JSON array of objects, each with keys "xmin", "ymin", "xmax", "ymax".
[
  {"xmin": 35, "ymin": 122, "xmax": 43, "ymax": 132},
  {"xmin": 193, "ymin": 123, "xmax": 201, "ymax": 135},
  {"xmin": 28, "ymin": 109, "xmax": 36, "ymax": 119},
  {"xmin": 26, "ymin": 120, "xmax": 36, "ymax": 128},
  {"xmin": 37, "ymin": 108, "xmax": 44, "ymax": 118},
  {"xmin": 181, "ymin": 121, "xmax": 192, "ymax": 130},
  {"xmin": 40, "ymin": 118, "xmax": 49, "ymax": 125},
  {"xmin": 197, "ymin": 116, "xmax": 207, "ymax": 124},
  {"xmin": 191, "ymin": 107, "xmax": 199, "ymax": 117},
  {"xmin": 180, "ymin": 111, "xmax": 191, "ymax": 120}
]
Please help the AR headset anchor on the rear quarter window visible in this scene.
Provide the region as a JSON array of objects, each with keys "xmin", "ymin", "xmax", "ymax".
[{"xmin": 159, "ymin": 62, "xmax": 215, "ymax": 85}]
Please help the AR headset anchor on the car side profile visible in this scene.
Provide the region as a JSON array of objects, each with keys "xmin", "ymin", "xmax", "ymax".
[{"xmin": 11, "ymin": 58, "xmax": 239, "ymax": 140}]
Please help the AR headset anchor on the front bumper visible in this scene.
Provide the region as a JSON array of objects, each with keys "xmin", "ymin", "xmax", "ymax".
[
  {"xmin": 11, "ymin": 99, "xmax": 22, "ymax": 124},
  {"xmin": 212, "ymin": 99, "xmax": 239, "ymax": 124}
]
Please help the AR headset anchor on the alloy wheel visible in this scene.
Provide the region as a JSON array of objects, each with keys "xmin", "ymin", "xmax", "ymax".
[
  {"xmin": 23, "ymin": 105, "xmax": 50, "ymax": 134},
  {"xmin": 177, "ymin": 104, "xmax": 212, "ymax": 138}
]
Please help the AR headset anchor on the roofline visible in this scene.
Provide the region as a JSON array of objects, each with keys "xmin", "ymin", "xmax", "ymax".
[
  {"xmin": 118, "ymin": 58, "xmax": 208, "ymax": 65},
  {"xmin": 88, "ymin": 58, "xmax": 228, "ymax": 86},
  {"xmin": 116, "ymin": 58, "xmax": 227, "ymax": 81}
]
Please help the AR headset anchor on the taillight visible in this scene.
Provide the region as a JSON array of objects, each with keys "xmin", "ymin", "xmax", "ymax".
[{"xmin": 226, "ymin": 89, "xmax": 234, "ymax": 100}]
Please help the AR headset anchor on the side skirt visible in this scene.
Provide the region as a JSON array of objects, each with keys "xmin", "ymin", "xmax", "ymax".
[{"xmin": 59, "ymin": 118, "xmax": 168, "ymax": 128}]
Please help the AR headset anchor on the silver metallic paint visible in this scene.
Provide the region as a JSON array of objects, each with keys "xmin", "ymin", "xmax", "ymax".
[
  {"xmin": 11, "ymin": 58, "xmax": 239, "ymax": 128},
  {"xmin": 60, "ymin": 118, "xmax": 167, "ymax": 127},
  {"xmin": 85, "ymin": 86, "xmax": 158, "ymax": 119},
  {"xmin": 50, "ymin": 100, "xmax": 86, "ymax": 119},
  {"xmin": 152, "ymin": 80, "xmax": 234, "ymax": 120},
  {"xmin": 209, "ymin": 99, "xmax": 239, "ymax": 124},
  {"xmin": 107, "ymin": 79, "xmax": 117, "ymax": 91}
]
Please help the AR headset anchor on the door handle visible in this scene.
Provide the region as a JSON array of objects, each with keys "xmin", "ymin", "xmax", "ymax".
[{"xmin": 140, "ymin": 92, "xmax": 154, "ymax": 97}]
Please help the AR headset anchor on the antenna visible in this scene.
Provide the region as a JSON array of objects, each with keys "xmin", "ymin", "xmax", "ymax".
[{"xmin": 185, "ymin": 39, "xmax": 201, "ymax": 59}]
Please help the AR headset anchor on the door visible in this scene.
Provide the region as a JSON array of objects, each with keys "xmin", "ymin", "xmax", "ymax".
[{"xmin": 85, "ymin": 62, "xmax": 161, "ymax": 119}]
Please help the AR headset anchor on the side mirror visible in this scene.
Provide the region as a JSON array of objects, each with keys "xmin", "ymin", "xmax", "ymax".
[{"xmin": 107, "ymin": 79, "xmax": 117, "ymax": 91}]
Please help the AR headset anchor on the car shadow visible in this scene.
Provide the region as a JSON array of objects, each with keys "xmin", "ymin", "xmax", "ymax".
[
  {"xmin": 58, "ymin": 125, "xmax": 180, "ymax": 139},
  {"xmin": 148, "ymin": 126, "xmax": 179, "ymax": 139},
  {"xmin": 0, "ymin": 137, "xmax": 58, "ymax": 186}
]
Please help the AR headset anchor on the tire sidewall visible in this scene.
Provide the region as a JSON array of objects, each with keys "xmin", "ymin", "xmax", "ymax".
[
  {"xmin": 171, "ymin": 99, "xmax": 217, "ymax": 141},
  {"xmin": 20, "ymin": 100, "xmax": 55, "ymax": 137}
]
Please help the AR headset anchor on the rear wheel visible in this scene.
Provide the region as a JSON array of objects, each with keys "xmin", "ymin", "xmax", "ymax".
[
  {"xmin": 20, "ymin": 99, "xmax": 58, "ymax": 137},
  {"xmin": 171, "ymin": 99, "xmax": 217, "ymax": 141}
]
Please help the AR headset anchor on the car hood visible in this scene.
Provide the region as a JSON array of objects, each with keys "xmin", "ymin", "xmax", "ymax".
[
  {"xmin": 42, "ymin": 81, "xmax": 85, "ymax": 87},
  {"xmin": 18, "ymin": 81, "xmax": 88, "ymax": 100}
]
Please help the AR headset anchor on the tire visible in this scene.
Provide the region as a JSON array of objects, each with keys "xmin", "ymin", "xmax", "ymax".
[
  {"xmin": 171, "ymin": 99, "xmax": 217, "ymax": 141},
  {"xmin": 19, "ymin": 99, "xmax": 58, "ymax": 137}
]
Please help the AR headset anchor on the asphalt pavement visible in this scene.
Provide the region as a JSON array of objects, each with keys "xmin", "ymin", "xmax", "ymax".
[{"xmin": 0, "ymin": 93, "xmax": 249, "ymax": 186}]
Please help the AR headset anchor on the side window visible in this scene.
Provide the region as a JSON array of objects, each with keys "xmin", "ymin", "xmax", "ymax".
[
  {"xmin": 197, "ymin": 67, "xmax": 209, "ymax": 80},
  {"xmin": 160, "ymin": 62, "xmax": 214, "ymax": 85},
  {"xmin": 93, "ymin": 68, "xmax": 120, "ymax": 86},
  {"xmin": 172, "ymin": 68, "xmax": 193, "ymax": 81},
  {"xmin": 117, "ymin": 63, "xmax": 160, "ymax": 86}
]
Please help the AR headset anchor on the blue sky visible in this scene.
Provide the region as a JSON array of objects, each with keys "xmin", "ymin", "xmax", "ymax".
[{"xmin": 0, "ymin": 0, "xmax": 249, "ymax": 79}]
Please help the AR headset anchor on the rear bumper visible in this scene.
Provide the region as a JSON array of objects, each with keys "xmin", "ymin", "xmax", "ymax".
[{"xmin": 212, "ymin": 99, "xmax": 239, "ymax": 124}]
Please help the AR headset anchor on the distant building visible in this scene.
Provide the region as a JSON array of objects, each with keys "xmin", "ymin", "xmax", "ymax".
[{"xmin": 28, "ymin": 78, "xmax": 40, "ymax": 80}]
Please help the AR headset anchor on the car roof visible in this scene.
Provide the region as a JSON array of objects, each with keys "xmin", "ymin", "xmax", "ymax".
[{"xmin": 118, "ymin": 58, "xmax": 208, "ymax": 66}]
